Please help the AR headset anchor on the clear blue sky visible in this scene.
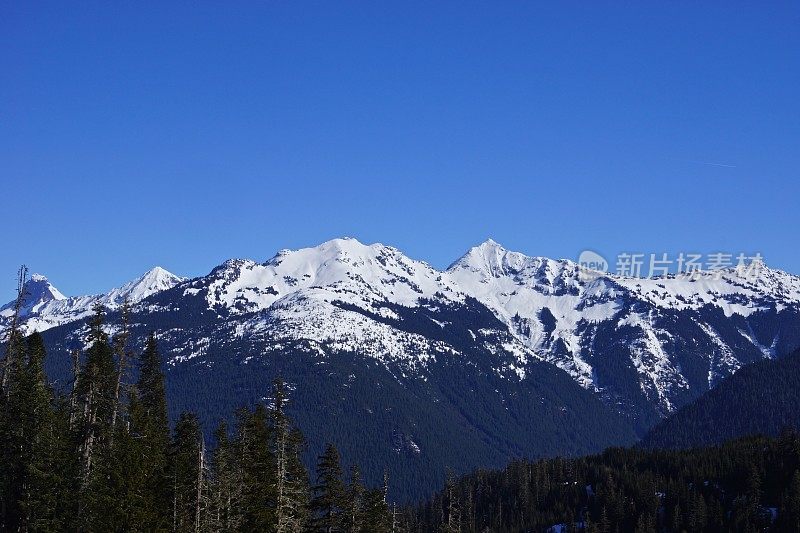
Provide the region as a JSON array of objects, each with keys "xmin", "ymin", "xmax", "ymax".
[{"xmin": 2, "ymin": 2, "xmax": 798, "ymax": 301}]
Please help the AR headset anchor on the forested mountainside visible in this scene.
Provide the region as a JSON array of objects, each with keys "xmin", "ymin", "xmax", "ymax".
[
  {"xmin": 0, "ymin": 319, "xmax": 402, "ymax": 532},
  {"xmin": 29, "ymin": 289, "xmax": 637, "ymax": 501},
  {"xmin": 4, "ymin": 237, "xmax": 800, "ymax": 500},
  {"xmin": 406, "ymin": 432, "xmax": 800, "ymax": 532},
  {"xmin": 640, "ymin": 350, "xmax": 800, "ymax": 450}
]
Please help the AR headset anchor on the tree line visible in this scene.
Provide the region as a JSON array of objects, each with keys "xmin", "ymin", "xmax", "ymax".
[
  {"xmin": 0, "ymin": 271, "xmax": 399, "ymax": 532},
  {"xmin": 407, "ymin": 432, "xmax": 800, "ymax": 532}
]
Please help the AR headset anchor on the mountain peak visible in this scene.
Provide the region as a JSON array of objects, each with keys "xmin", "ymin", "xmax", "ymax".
[
  {"xmin": 317, "ymin": 236, "xmax": 372, "ymax": 253},
  {"xmin": 448, "ymin": 239, "xmax": 517, "ymax": 274},
  {"xmin": 26, "ymin": 274, "xmax": 66, "ymax": 302},
  {"xmin": 105, "ymin": 267, "xmax": 184, "ymax": 305},
  {"xmin": 478, "ymin": 237, "xmax": 502, "ymax": 249},
  {"xmin": 0, "ymin": 273, "xmax": 66, "ymax": 317},
  {"xmin": 271, "ymin": 237, "xmax": 388, "ymax": 266}
]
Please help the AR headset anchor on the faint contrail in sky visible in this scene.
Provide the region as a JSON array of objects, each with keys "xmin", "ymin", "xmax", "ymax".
[{"xmin": 684, "ymin": 159, "xmax": 737, "ymax": 168}]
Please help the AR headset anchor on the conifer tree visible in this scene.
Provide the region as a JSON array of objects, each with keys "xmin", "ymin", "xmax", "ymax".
[
  {"xmin": 169, "ymin": 412, "xmax": 206, "ymax": 532},
  {"xmin": 16, "ymin": 333, "xmax": 62, "ymax": 531},
  {"xmin": 0, "ymin": 321, "xmax": 28, "ymax": 528},
  {"xmin": 362, "ymin": 485, "xmax": 391, "ymax": 533},
  {"xmin": 312, "ymin": 443, "xmax": 346, "ymax": 533},
  {"xmin": 0, "ymin": 266, "xmax": 28, "ymax": 392},
  {"xmin": 236, "ymin": 404, "xmax": 277, "ymax": 530},
  {"xmin": 210, "ymin": 421, "xmax": 242, "ymax": 531},
  {"xmin": 74, "ymin": 304, "xmax": 118, "ymax": 481},
  {"xmin": 439, "ymin": 472, "xmax": 460, "ymax": 533},
  {"xmin": 110, "ymin": 299, "xmax": 132, "ymax": 433},
  {"xmin": 71, "ymin": 304, "xmax": 128, "ymax": 530},
  {"xmin": 129, "ymin": 332, "xmax": 171, "ymax": 530},
  {"xmin": 0, "ymin": 266, "xmax": 29, "ymax": 530},
  {"xmin": 0, "ymin": 330, "xmax": 65, "ymax": 530}
]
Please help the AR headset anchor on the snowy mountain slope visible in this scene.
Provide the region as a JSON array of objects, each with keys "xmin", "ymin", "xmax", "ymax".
[
  {"xmin": 447, "ymin": 239, "xmax": 800, "ymax": 429},
  {"xmin": 192, "ymin": 237, "xmax": 463, "ymax": 314},
  {"xmin": 144, "ymin": 238, "xmax": 532, "ymax": 380}
]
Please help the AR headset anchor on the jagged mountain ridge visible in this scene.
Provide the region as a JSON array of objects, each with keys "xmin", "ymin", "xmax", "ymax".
[
  {"xmin": 447, "ymin": 239, "xmax": 800, "ymax": 429},
  {"xmin": 4, "ymin": 237, "xmax": 800, "ymax": 433},
  {"xmin": 1, "ymin": 266, "xmax": 185, "ymax": 334}
]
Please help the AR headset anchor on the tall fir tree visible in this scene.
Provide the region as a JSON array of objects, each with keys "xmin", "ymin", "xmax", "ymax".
[
  {"xmin": 169, "ymin": 411, "xmax": 207, "ymax": 533},
  {"xmin": 73, "ymin": 304, "xmax": 119, "ymax": 482},
  {"xmin": 0, "ymin": 324, "xmax": 29, "ymax": 528},
  {"xmin": 344, "ymin": 465, "xmax": 365, "ymax": 533},
  {"xmin": 17, "ymin": 333, "xmax": 63, "ymax": 531},
  {"xmin": 209, "ymin": 421, "xmax": 242, "ymax": 531},
  {"xmin": 0, "ymin": 266, "xmax": 29, "ymax": 529},
  {"xmin": 236, "ymin": 404, "xmax": 277, "ymax": 530},
  {"xmin": 311, "ymin": 443, "xmax": 347, "ymax": 533},
  {"xmin": 129, "ymin": 332, "xmax": 172, "ymax": 530},
  {"xmin": 1, "ymin": 331, "xmax": 65, "ymax": 531}
]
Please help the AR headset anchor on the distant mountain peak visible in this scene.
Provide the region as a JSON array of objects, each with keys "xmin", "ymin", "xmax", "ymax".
[
  {"xmin": 106, "ymin": 267, "xmax": 185, "ymax": 305},
  {"xmin": 27, "ymin": 274, "xmax": 66, "ymax": 300},
  {"xmin": 448, "ymin": 239, "xmax": 569, "ymax": 280},
  {"xmin": 0, "ymin": 274, "xmax": 68, "ymax": 317},
  {"xmin": 474, "ymin": 237, "xmax": 502, "ymax": 249}
]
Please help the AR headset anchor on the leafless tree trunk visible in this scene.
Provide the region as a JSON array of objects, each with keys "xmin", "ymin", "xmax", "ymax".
[
  {"xmin": 110, "ymin": 299, "xmax": 131, "ymax": 435},
  {"xmin": 195, "ymin": 435, "xmax": 205, "ymax": 533},
  {"xmin": 1, "ymin": 266, "xmax": 27, "ymax": 392},
  {"xmin": 80, "ymin": 382, "xmax": 97, "ymax": 482},
  {"xmin": 68, "ymin": 349, "xmax": 80, "ymax": 430}
]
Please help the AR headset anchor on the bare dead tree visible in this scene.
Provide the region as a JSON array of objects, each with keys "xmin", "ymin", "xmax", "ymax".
[
  {"xmin": 68, "ymin": 349, "xmax": 80, "ymax": 430},
  {"xmin": 195, "ymin": 434, "xmax": 207, "ymax": 533},
  {"xmin": 110, "ymin": 298, "xmax": 131, "ymax": 435},
  {"xmin": 1, "ymin": 265, "xmax": 28, "ymax": 392}
]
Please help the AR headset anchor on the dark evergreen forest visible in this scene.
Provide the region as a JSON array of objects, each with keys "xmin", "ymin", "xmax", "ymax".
[
  {"xmin": 640, "ymin": 351, "xmax": 800, "ymax": 450},
  {"xmin": 407, "ymin": 433, "xmax": 800, "ymax": 532},
  {"xmin": 0, "ymin": 303, "xmax": 395, "ymax": 532}
]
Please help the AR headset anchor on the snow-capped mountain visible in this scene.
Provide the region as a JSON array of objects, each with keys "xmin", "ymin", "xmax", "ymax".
[
  {"xmin": 0, "ymin": 274, "xmax": 66, "ymax": 318},
  {"xmin": 448, "ymin": 239, "xmax": 800, "ymax": 428},
  {"xmin": 7, "ymin": 236, "xmax": 799, "ymax": 498},
  {"xmin": 195, "ymin": 237, "xmax": 462, "ymax": 313},
  {"xmin": 4, "ymin": 237, "xmax": 800, "ymax": 434},
  {"xmin": 159, "ymin": 238, "xmax": 481, "ymax": 371}
]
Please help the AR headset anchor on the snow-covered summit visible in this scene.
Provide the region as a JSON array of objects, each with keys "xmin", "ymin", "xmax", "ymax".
[
  {"xmin": 105, "ymin": 266, "xmax": 185, "ymax": 306},
  {"xmin": 449, "ymin": 239, "xmax": 583, "ymax": 292},
  {"xmin": 24, "ymin": 274, "xmax": 67, "ymax": 303},
  {"xmin": 0, "ymin": 274, "xmax": 67, "ymax": 318},
  {"xmin": 448, "ymin": 240, "xmax": 800, "ymax": 416},
  {"xmin": 195, "ymin": 237, "xmax": 462, "ymax": 315}
]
